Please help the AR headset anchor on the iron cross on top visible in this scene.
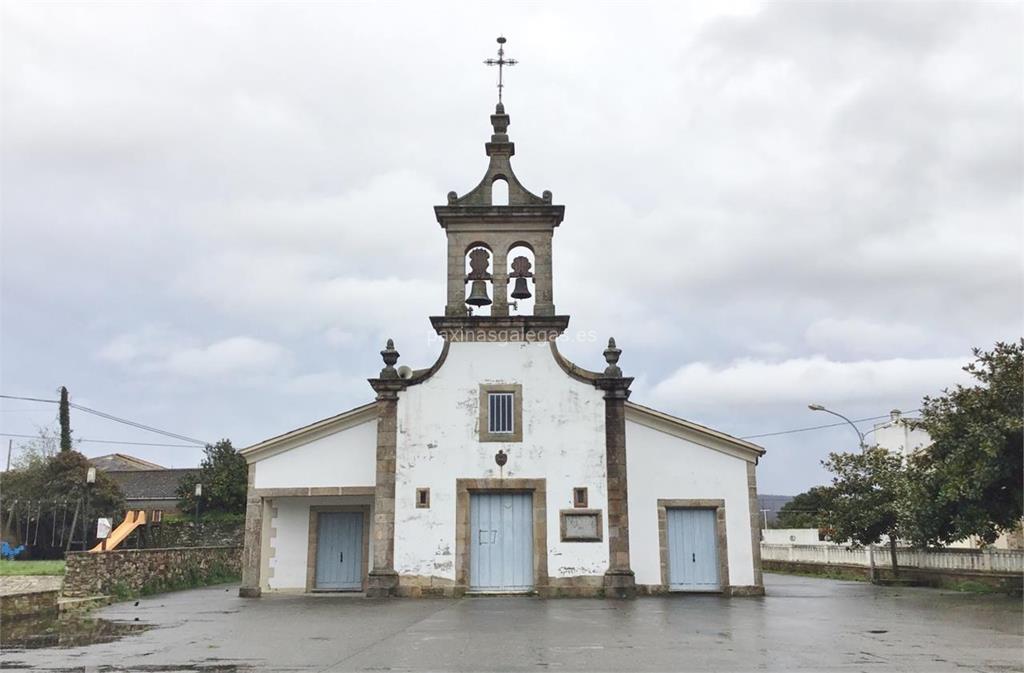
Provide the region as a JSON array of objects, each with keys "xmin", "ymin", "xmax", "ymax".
[{"xmin": 484, "ymin": 36, "xmax": 517, "ymax": 104}]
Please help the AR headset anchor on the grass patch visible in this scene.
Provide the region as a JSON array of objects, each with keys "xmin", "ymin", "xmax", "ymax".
[
  {"xmin": 0, "ymin": 559, "xmax": 66, "ymax": 576},
  {"xmin": 943, "ymin": 579, "xmax": 997, "ymax": 594}
]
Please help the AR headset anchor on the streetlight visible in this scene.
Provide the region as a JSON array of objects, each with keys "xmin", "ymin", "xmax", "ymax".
[
  {"xmin": 808, "ymin": 403, "xmax": 866, "ymax": 451},
  {"xmin": 194, "ymin": 483, "xmax": 203, "ymax": 526},
  {"xmin": 83, "ymin": 467, "xmax": 96, "ymax": 551}
]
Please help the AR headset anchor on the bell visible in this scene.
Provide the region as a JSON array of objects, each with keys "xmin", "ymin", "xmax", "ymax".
[
  {"xmin": 466, "ymin": 279, "xmax": 492, "ymax": 307},
  {"xmin": 511, "ymin": 276, "xmax": 532, "ymax": 300}
]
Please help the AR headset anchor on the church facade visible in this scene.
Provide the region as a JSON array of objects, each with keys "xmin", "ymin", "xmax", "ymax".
[{"xmin": 238, "ymin": 97, "xmax": 765, "ymax": 599}]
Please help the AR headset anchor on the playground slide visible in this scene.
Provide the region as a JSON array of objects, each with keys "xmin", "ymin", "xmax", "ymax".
[{"xmin": 90, "ymin": 510, "xmax": 146, "ymax": 552}]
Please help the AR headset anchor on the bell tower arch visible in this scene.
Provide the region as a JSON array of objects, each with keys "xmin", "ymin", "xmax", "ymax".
[{"xmin": 432, "ymin": 101, "xmax": 567, "ymax": 339}]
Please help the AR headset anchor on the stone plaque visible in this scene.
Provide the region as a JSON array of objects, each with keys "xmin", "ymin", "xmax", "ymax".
[{"xmin": 560, "ymin": 510, "xmax": 602, "ymax": 542}]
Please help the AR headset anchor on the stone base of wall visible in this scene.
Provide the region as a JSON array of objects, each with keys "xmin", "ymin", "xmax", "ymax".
[
  {"xmin": 636, "ymin": 584, "xmax": 764, "ymax": 597},
  {"xmin": 542, "ymin": 575, "xmax": 605, "ymax": 598},
  {"xmin": 388, "ymin": 575, "xmax": 764, "ymax": 599},
  {"xmin": 63, "ymin": 546, "xmax": 241, "ymax": 599},
  {"xmin": 763, "ymin": 560, "xmax": 1024, "ymax": 595},
  {"xmin": 0, "ymin": 590, "xmax": 59, "ymax": 620},
  {"xmin": 396, "ymin": 574, "xmax": 459, "ymax": 598}
]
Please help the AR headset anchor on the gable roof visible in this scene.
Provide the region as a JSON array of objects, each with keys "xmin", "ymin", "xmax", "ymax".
[
  {"xmin": 106, "ymin": 468, "xmax": 199, "ymax": 500},
  {"xmin": 625, "ymin": 401, "xmax": 765, "ymax": 464},
  {"xmin": 240, "ymin": 402, "xmax": 377, "ymax": 463},
  {"xmin": 89, "ymin": 453, "xmax": 166, "ymax": 471}
]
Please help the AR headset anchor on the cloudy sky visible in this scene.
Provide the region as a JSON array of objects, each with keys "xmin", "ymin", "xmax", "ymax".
[{"xmin": 2, "ymin": 1, "xmax": 1020, "ymax": 496}]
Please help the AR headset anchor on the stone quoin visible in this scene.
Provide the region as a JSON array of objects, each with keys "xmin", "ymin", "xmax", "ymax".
[{"xmin": 238, "ymin": 37, "xmax": 765, "ymax": 599}]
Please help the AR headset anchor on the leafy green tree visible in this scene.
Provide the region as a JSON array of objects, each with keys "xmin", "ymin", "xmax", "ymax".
[
  {"xmin": 1, "ymin": 450, "xmax": 124, "ymax": 557},
  {"xmin": 824, "ymin": 448, "xmax": 909, "ymax": 575},
  {"xmin": 10, "ymin": 426, "xmax": 61, "ymax": 470},
  {"xmin": 909, "ymin": 340, "xmax": 1023, "ymax": 546},
  {"xmin": 775, "ymin": 486, "xmax": 836, "ymax": 530},
  {"xmin": 177, "ymin": 439, "xmax": 247, "ymax": 517}
]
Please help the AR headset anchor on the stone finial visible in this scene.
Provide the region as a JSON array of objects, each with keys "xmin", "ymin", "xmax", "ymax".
[
  {"xmin": 542, "ymin": 190, "xmax": 552, "ymax": 203},
  {"xmin": 447, "ymin": 191, "xmax": 458, "ymax": 205},
  {"xmin": 603, "ymin": 337, "xmax": 623, "ymax": 377},
  {"xmin": 379, "ymin": 338, "xmax": 400, "ymax": 379}
]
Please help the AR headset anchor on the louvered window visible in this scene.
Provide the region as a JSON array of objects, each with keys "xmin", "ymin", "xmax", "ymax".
[{"xmin": 488, "ymin": 392, "xmax": 515, "ymax": 434}]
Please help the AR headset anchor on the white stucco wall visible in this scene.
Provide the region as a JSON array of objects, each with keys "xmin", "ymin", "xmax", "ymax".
[
  {"xmin": 872, "ymin": 422, "xmax": 932, "ymax": 456},
  {"xmin": 626, "ymin": 419, "xmax": 756, "ymax": 587},
  {"xmin": 253, "ymin": 419, "xmax": 376, "ymax": 489},
  {"xmin": 266, "ymin": 495, "xmax": 374, "ymax": 590},
  {"xmin": 393, "ymin": 341, "xmax": 610, "ymax": 581}
]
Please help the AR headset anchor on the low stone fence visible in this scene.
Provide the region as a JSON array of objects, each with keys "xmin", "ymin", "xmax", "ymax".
[
  {"xmin": 1, "ymin": 589, "xmax": 60, "ymax": 620},
  {"xmin": 144, "ymin": 520, "xmax": 243, "ymax": 549},
  {"xmin": 761, "ymin": 543, "xmax": 1024, "ymax": 593},
  {"xmin": 62, "ymin": 546, "xmax": 240, "ymax": 598},
  {"xmin": 761, "ymin": 543, "xmax": 1024, "ymax": 573}
]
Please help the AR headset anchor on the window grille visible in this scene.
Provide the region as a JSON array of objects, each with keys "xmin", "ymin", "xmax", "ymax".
[{"xmin": 488, "ymin": 392, "xmax": 515, "ymax": 434}]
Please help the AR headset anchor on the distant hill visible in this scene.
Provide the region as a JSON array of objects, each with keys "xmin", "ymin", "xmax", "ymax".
[{"xmin": 757, "ymin": 494, "xmax": 794, "ymax": 525}]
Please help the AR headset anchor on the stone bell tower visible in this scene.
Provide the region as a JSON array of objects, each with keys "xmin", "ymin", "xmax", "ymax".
[{"xmin": 431, "ymin": 39, "xmax": 568, "ymax": 341}]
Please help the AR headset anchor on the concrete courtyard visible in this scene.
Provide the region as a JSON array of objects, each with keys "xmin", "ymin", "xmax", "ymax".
[{"xmin": 1, "ymin": 574, "xmax": 1021, "ymax": 672}]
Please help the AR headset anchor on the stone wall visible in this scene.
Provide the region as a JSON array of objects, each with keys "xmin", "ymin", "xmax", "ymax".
[
  {"xmin": 62, "ymin": 546, "xmax": 240, "ymax": 598},
  {"xmin": 143, "ymin": 520, "xmax": 243, "ymax": 549},
  {"xmin": 0, "ymin": 590, "xmax": 58, "ymax": 620}
]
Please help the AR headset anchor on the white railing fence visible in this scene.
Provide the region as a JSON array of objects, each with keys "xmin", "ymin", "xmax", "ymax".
[{"xmin": 760, "ymin": 543, "xmax": 1024, "ymax": 574}]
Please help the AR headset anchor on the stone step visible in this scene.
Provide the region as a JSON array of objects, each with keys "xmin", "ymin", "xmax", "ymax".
[{"xmin": 58, "ymin": 595, "xmax": 111, "ymax": 612}]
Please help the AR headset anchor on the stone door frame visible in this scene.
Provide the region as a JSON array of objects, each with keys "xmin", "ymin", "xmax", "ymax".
[
  {"xmin": 455, "ymin": 478, "xmax": 548, "ymax": 593},
  {"xmin": 657, "ymin": 499, "xmax": 730, "ymax": 593},
  {"xmin": 306, "ymin": 505, "xmax": 371, "ymax": 592}
]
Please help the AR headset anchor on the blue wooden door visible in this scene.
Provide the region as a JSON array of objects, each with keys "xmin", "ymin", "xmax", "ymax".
[
  {"xmin": 470, "ymin": 492, "xmax": 533, "ymax": 592},
  {"xmin": 315, "ymin": 511, "xmax": 364, "ymax": 591},
  {"xmin": 667, "ymin": 508, "xmax": 720, "ymax": 591}
]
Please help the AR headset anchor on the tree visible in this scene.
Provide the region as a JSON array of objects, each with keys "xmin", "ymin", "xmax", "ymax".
[
  {"xmin": 59, "ymin": 386, "xmax": 72, "ymax": 452},
  {"xmin": 910, "ymin": 340, "xmax": 1023, "ymax": 546},
  {"xmin": 775, "ymin": 486, "xmax": 836, "ymax": 530},
  {"xmin": 177, "ymin": 439, "xmax": 247, "ymax": 517},
  {"xmin": 0, "ymin": 450, "xmax": 124, "ymax": 557},
  {"xmin": 824, "ymin": 448, "xmax": 909, "ymax": 575},
  {"xmin": 10, "ymin": 426, "xmax": 61, "ymax": 470}
]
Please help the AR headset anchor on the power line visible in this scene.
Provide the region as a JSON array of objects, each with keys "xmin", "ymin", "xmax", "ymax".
[
  {"xmin": 740, "ymin": 409, "xmax": 922, "ymax": 440},
  {"xmin": 0, "ymin": 433, "xmax": 200, "ymax": 448},
  {"xmin": 0, "ymin": 393, "xmax": 209, "ymax": 446},
  {"xmin": 68, "ymin": 403, "xmax": 207, "ymax": 445}
]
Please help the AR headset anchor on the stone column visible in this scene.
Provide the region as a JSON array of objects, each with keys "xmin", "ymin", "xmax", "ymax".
[
  {"xmin": 446, "ymin": 235, "xmax": 467, "ymax": 317},
  {"xmin": 747, "ymin": 462, "xmax": 765, "ymax": 589},
  {"xmin": 533, "ymin": 236, "xmax": 555, "ymax": 316},
  {"xmin": 366, "ymin": 339, "xmax": 405, "ymax": 597},
  {"xmin": 238, "ymin": 464, "xmax": 263, "ymax": 597},
  {"xmin": 595, "ymin": 339, "xmax": 635, "ymax": 598},
  {"xmin": 491, "ymin": 246, "xmax": 509, "ymax": 317}
]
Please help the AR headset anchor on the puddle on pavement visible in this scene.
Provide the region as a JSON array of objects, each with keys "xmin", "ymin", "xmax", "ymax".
[{"xmin": 0, "ymin": 612, "xmax": 151, "ymax": 650}]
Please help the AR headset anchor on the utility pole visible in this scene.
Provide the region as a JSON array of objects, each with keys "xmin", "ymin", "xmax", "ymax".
[
  {"xmin": 6, "ymin": 439, "xmax": 12, "ymax": 471},
  {"xmin": 59, "ymin": 386, "xmax": 72, "ymax": 452}
]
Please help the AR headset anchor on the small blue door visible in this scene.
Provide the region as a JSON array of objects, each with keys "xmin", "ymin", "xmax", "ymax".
[
  {"xmin": 470, "ymin": 492, "xmax": 533, "ymax": 592},
  {"xmin": 315, "ymin": 511, "xmax": 364, "ymax": 591},
  {"xmin": 666, "ymin": 508, "xmax": 720, "ymax": 591}
]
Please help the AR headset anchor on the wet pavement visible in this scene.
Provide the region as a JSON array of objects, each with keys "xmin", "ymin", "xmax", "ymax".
[{"xmin": 0, "ymin": 574, "xmax": 1020, "ymax": 672}]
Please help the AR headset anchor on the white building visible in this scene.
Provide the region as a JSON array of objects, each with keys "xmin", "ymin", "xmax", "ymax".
[
  {"xmin": 871, "ymin": 410, "xmax": 932, "ymax": 456},
  {"xmin": 237, "ymin": 92, "xmax": 766, "ymax": 599}
]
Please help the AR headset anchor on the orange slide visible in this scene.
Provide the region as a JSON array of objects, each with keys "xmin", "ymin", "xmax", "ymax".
[{"xmin": 90, "ymin": 510, "xmax": 146, "ymax": 552}]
